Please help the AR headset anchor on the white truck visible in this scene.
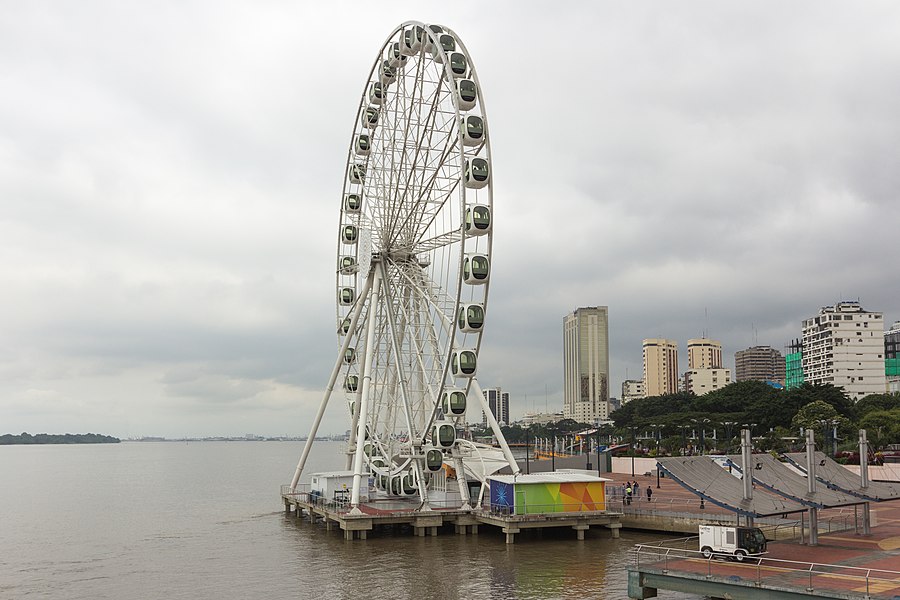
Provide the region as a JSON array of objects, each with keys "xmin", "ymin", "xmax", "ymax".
[{"xmin": 699, "ymin": 525, "xmax": 767, "ymax": 561}]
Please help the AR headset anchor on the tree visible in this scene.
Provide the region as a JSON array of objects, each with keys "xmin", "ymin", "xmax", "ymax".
[
  {"xmin": 859, "ymin": 409, "xmax": 900, "ymax": 450},
  {"xmin": 854, "ymin": 393, "xmax": 900, "ymax": 421}
]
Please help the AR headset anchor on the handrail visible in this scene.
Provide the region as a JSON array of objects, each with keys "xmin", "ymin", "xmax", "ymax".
[{"xmin": 631, "ymin": 543, "xmax": 900, "ymax": 591}]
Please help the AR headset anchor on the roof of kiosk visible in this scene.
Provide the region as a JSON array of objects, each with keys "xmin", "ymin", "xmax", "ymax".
[{"xmin": 489, "ymin": 472, "xmax": 611, "ymax": 485}]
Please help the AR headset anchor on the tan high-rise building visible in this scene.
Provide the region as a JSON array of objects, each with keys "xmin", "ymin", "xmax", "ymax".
[
  {"xmin": 642, "ymin": 339, "xmax": 679, "ymax": 397},
  {"xmin": 687, "ymin": 338, "xmax": 723, "ymax": 369},
  {"xmin": 563, "ymin": 307, "xmax": 610, "ymax": 424}
]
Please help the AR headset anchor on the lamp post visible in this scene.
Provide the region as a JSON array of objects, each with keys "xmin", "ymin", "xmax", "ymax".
[
  {"xmin": 830, "ymin": 419, "xmax": 840, "ymax": 457},
  {"xmin": 691, "ymin": 418, "xmax": 710, "ymax": 456},
  {"xmin": 724, "ymin": 421, "xmax": 737, "ymax": 454},
  {"xmin": 649, "ymin": 423, "xmax": 664, "ymax": 488},
  {"xmin": 628, "ymin": 426, "xmax": 638, "ymax": 477}
]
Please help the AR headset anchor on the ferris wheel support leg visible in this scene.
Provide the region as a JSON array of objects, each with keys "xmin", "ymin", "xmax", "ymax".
[
  {"xmin": 289, "ymin": 271, "xmax": 373, "ymax": 492},
  {"xmin": 452, "ymin": 453, "xmax": 472, "ymax": 510},
  {"xmin": 350, "ymin": 267, "xmax": 383, "ymax": 513},
  {"xmin": 379, "ymin": 260, "xmax": 430, "ymax": 508},
  {"xmin": 469, "ymin": 379, "xmax": 521, "ymax": 475}
]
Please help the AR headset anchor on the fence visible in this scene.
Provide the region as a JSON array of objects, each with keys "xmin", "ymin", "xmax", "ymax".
[{"xmin": 631, "ymin": 542, "xmax": 900, "ymax": 597}]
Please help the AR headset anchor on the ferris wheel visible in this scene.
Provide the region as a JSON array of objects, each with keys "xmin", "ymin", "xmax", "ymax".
[{"xmin": 290, "ymin": 22, "xmax": 519, "ymax": 511}]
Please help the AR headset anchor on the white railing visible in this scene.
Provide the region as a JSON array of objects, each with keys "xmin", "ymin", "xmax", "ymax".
[{"xmin": 631, "ymin": 543, "xmax": 900, "ymax": 597}]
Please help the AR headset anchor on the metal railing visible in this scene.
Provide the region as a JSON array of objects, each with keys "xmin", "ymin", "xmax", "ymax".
[
  {"xmin": 631, "ymin": 543, "xmax": 900, "ymax": 597},
  {"xmin": 486, "ymin": 501, "xmax": 609, "ymax": 518}
]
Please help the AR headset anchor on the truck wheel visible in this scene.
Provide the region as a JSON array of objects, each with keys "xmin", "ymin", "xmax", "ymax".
[
  {"xmin": 734, "ymin": 549, "xmax": 747, "ymax": 562},
  {"xmin": 701, "ymin": 546, "xmax": 713, "ymax": 559}
]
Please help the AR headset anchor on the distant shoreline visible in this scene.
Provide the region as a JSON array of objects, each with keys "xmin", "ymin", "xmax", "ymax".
[{"xmin": 0, "ymin": 433, "xmax": 120, "ymax": 445}]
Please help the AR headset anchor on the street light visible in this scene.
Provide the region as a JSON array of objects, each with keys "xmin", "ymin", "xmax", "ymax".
[
  {"xmin": 649, "ymin": 423, "xmax": 664, "ymax": 489},
  {"xmin": 691, "ymin": 418, "xmax": 711, "ymax": 456},
  {"xmin": 628, "ymin": 426, "xmax": 638, "ymax": 477},
  {"xmin": 724, "ymin": 421, "xmax": 737, "ymax": 454}
]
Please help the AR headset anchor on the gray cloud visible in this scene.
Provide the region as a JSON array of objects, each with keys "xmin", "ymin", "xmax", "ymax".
[{"xmin": 2, "ymin": 1, "xmax": 899, "ymax": 437}]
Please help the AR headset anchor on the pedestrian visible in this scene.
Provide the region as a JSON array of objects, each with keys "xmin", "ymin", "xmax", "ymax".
[
  {"xmin": 646, "ymin": 486, "xmax": 653, "ymax": 502},
  {"xmin": 634, "ymin": 481, "xmax": 640, "ymax": 496},
  {"xmin": 625, "ymin": 483, "xmax": 632, "ymax": 505}
]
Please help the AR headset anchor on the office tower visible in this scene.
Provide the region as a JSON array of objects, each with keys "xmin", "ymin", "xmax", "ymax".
[
  {"xmin": 801, "ymin": 301, "xmax": 886, "ymax": 400},
  {"xmin": 687, "ymin": 338, "xmax": 723, "ymax": 369},
  {"xmin": 642, "ymin": 338, "xmax": 679, "ymax": 396},
  {"xmin": 735, "ymin": 346, "xmax": 786, "ymax": 385},
  {"xmin": 481, "ymin": 387, "xmax": 510, "ymax": 426},
  {"xmin": 563, "ymin": 307, "xmax": 610, "ymax": 424}
]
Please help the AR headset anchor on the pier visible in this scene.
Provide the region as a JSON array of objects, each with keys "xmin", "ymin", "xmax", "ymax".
[{"xmin": 281, "ymin": 484, "xmax": 622, "ymax": 543}]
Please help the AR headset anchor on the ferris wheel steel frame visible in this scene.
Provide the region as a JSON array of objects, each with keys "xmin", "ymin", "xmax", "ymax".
[{"xmin": 290, "ymin": 22, "xmax": 519, "ymax": 511}]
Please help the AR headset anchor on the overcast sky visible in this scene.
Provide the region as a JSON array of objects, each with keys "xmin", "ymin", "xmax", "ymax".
[{"xmin": 2, "ymin": 2, "xmax": 899, "ymax": 438}]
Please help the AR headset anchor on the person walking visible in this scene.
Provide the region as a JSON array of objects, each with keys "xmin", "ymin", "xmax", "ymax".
[
  {"xmin": 646, "ymin": 486, "xmax": 653, "ymax": 502},
  {"xmin": 633, "ymin": 481, "xmax": 640, "ymax": 497},
  {"xmin": 625, "ymin": 483, "xmax": 632, "ymax": 505}
]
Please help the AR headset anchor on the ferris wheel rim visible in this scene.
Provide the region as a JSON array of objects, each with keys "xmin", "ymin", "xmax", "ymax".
[{"xmin": 335, "ymin": 22, "xmax": 495, "ymax": 490}]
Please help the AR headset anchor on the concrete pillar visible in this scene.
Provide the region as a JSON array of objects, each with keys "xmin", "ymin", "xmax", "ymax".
[
  {"xmin": 430, "ymin": 526, "xmax": 438, "ymax": 537},
  {"xmin": 607, "ymin": 523, "xmax": 621, "ymax": 539},
  {"xmin": 809, "ymin": 508, "xmax": 818, "ymax": 546},
  {"xmin": 284, "ymin": 499, "xmax": 292, "ymax": 514},
  {"xmin": 359, "ymin": 530, "xmax": 367, "ymax": 540},
  {"xmin": 471, "ymin": 525, "xmax": 479, "ymax": 536},
  {"xmin": 505, "ymin": 531, "xmax": 515, "ymax": 544},
  {"xmin": 344, "ymin": 529, "xmax": 353, "ymax": 541},
  {"xmin": 326, "ymin": 520, "xmax": 333, "ymax": 531},
  {"xmin": 863, "ymin": 503, "xmax": 872, "ymax": 536},
  {"xmin": 414, "ymin": 527, "xmax": 424, "ymax": 537},
  {"xmin": 573, "ymin": 525, "xmax": 589, "ymax": 540}
]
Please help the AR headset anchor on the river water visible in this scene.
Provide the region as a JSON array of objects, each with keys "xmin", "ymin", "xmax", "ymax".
[{"xmin": 1, "ymin": 441, "xmax": 699, "ymax": 599}]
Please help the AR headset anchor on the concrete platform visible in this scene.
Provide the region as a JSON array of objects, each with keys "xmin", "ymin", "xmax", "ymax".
[{"xmin": 281, "ymin": 486, "xmax": 622, "ymax": 543}]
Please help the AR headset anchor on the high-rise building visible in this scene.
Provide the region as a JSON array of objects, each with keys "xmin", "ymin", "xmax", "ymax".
[
  {"xmin": 785, "ymin": 339, "xmax": 804, "ymax": 389},
  {"xmin": 621, "ymin": 379, "xmax": 645, "ymax": 404},
  {"xmin": 687, "ymin": 338, "xmax": 723, "ymax": 369},
  {"xmin": 482, "ymin": 387, "xmax": 510, "ymax": 426},
  {"xmin": 642, "ymin": 338, "xmax": 679, "ymax": 396},
  {"xmin": 563, "ymin": 307, "xmax": 610, "ymax": 424},
  {"xmin": 886, "ymin": 322, "xmax": 900, "ymax": 394},
  {"xmin": 684, "ymin": 368, "xmax": 732, "ymax": 395},
  {"xmin": 735, "ymin": 346, "xmax": 786, "ymax": 385},
  {"xmin": 801, "ymin": 301, "xmax": 886, "ymax": 401}
]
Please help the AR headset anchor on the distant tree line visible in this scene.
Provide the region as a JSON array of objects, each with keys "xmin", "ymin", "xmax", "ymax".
[
  {"xmin": 0, "ymin": 432, "xmax": 120, "ymax": 445},
  {"xmin": 609, "ymin": 381, "xmax": 900, "ymax": 454}
]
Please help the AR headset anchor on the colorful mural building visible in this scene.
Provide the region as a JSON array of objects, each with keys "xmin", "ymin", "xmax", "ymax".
[{"xmin": 488, "ymin": 472, "xmax": 609, "ymax": 515}]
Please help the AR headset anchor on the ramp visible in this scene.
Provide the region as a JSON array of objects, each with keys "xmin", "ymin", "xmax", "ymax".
[
  {"xmin": 657, "ymin": 456, "xmax": 806, "ymax": 518},
  {"xmin": 783, "ymin": 451, "xmax": 900, "ymax": 502},
  {"xmin": 727, "ymin": 454, "xmax": 861, "ymax": 509}
]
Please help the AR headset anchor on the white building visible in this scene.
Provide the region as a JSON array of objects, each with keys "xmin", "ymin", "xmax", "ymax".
[
  {"xmin": 802, "ymin": 301, "xmax": 886, "ymax": 401},
  {"xmin": 684, "ymin": 368, "xmax": 732, "ymax": 396},
  {"xmin": 621, "ymin": 379, "xmax": 645, "ymax": 404},
  {"xmin": 563, "ymin": 307, "xmax": 610, "ymax": 424},
  {"xmin": 519, "ymin": 412, "xmax": 565, "ymax": 427}
]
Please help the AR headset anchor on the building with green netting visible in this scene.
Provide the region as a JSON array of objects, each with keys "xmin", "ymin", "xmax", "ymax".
[{"xmin": 784, "ymin": 339, "xmax": 804, "ymax": 389}]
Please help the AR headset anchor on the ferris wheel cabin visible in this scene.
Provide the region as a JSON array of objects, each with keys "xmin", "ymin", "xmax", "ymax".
[
  {"xmin": 464, "ymin": 204, "xmax": 491, "ymax": 236},
  {"xmin": 463, "ymin": 253, "xmax": 490, "ymax": 284},
  {"xmin": 464, "ymin": 158, "xmax": 489, "ymax": 188}
]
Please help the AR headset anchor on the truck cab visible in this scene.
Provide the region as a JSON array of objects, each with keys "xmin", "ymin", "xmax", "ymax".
[{"xmin": 699, "ymin": 525, "xmax": 767, "ymax": 561}]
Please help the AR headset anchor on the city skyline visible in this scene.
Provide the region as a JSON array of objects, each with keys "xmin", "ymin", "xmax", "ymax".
[{"xmin": 3, "ymin": 2, "xmax": 900, "ymax": 437}]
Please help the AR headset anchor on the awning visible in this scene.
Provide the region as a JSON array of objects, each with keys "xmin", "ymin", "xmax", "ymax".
[
  {"xmin": 727, "ymin": 453, "xmax": 862, "ymax": 509},
  {"xmin": 657, "ymin": 456, "xmax": 807, "ymax": 518},
  {"xmin": 783, "ymin": 451, "xmax": 900, "ymax": 502}
]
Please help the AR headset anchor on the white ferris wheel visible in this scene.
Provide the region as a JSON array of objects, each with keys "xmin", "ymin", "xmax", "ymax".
[{"xmin": 290, "ymin": 22, "xmax": 519, "ymax": 512}]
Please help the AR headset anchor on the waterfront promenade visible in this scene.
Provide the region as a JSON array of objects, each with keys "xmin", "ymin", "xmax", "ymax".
[{"xmin": 622, "ymin": 468, "xmax": 900, "ymax": 599}]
